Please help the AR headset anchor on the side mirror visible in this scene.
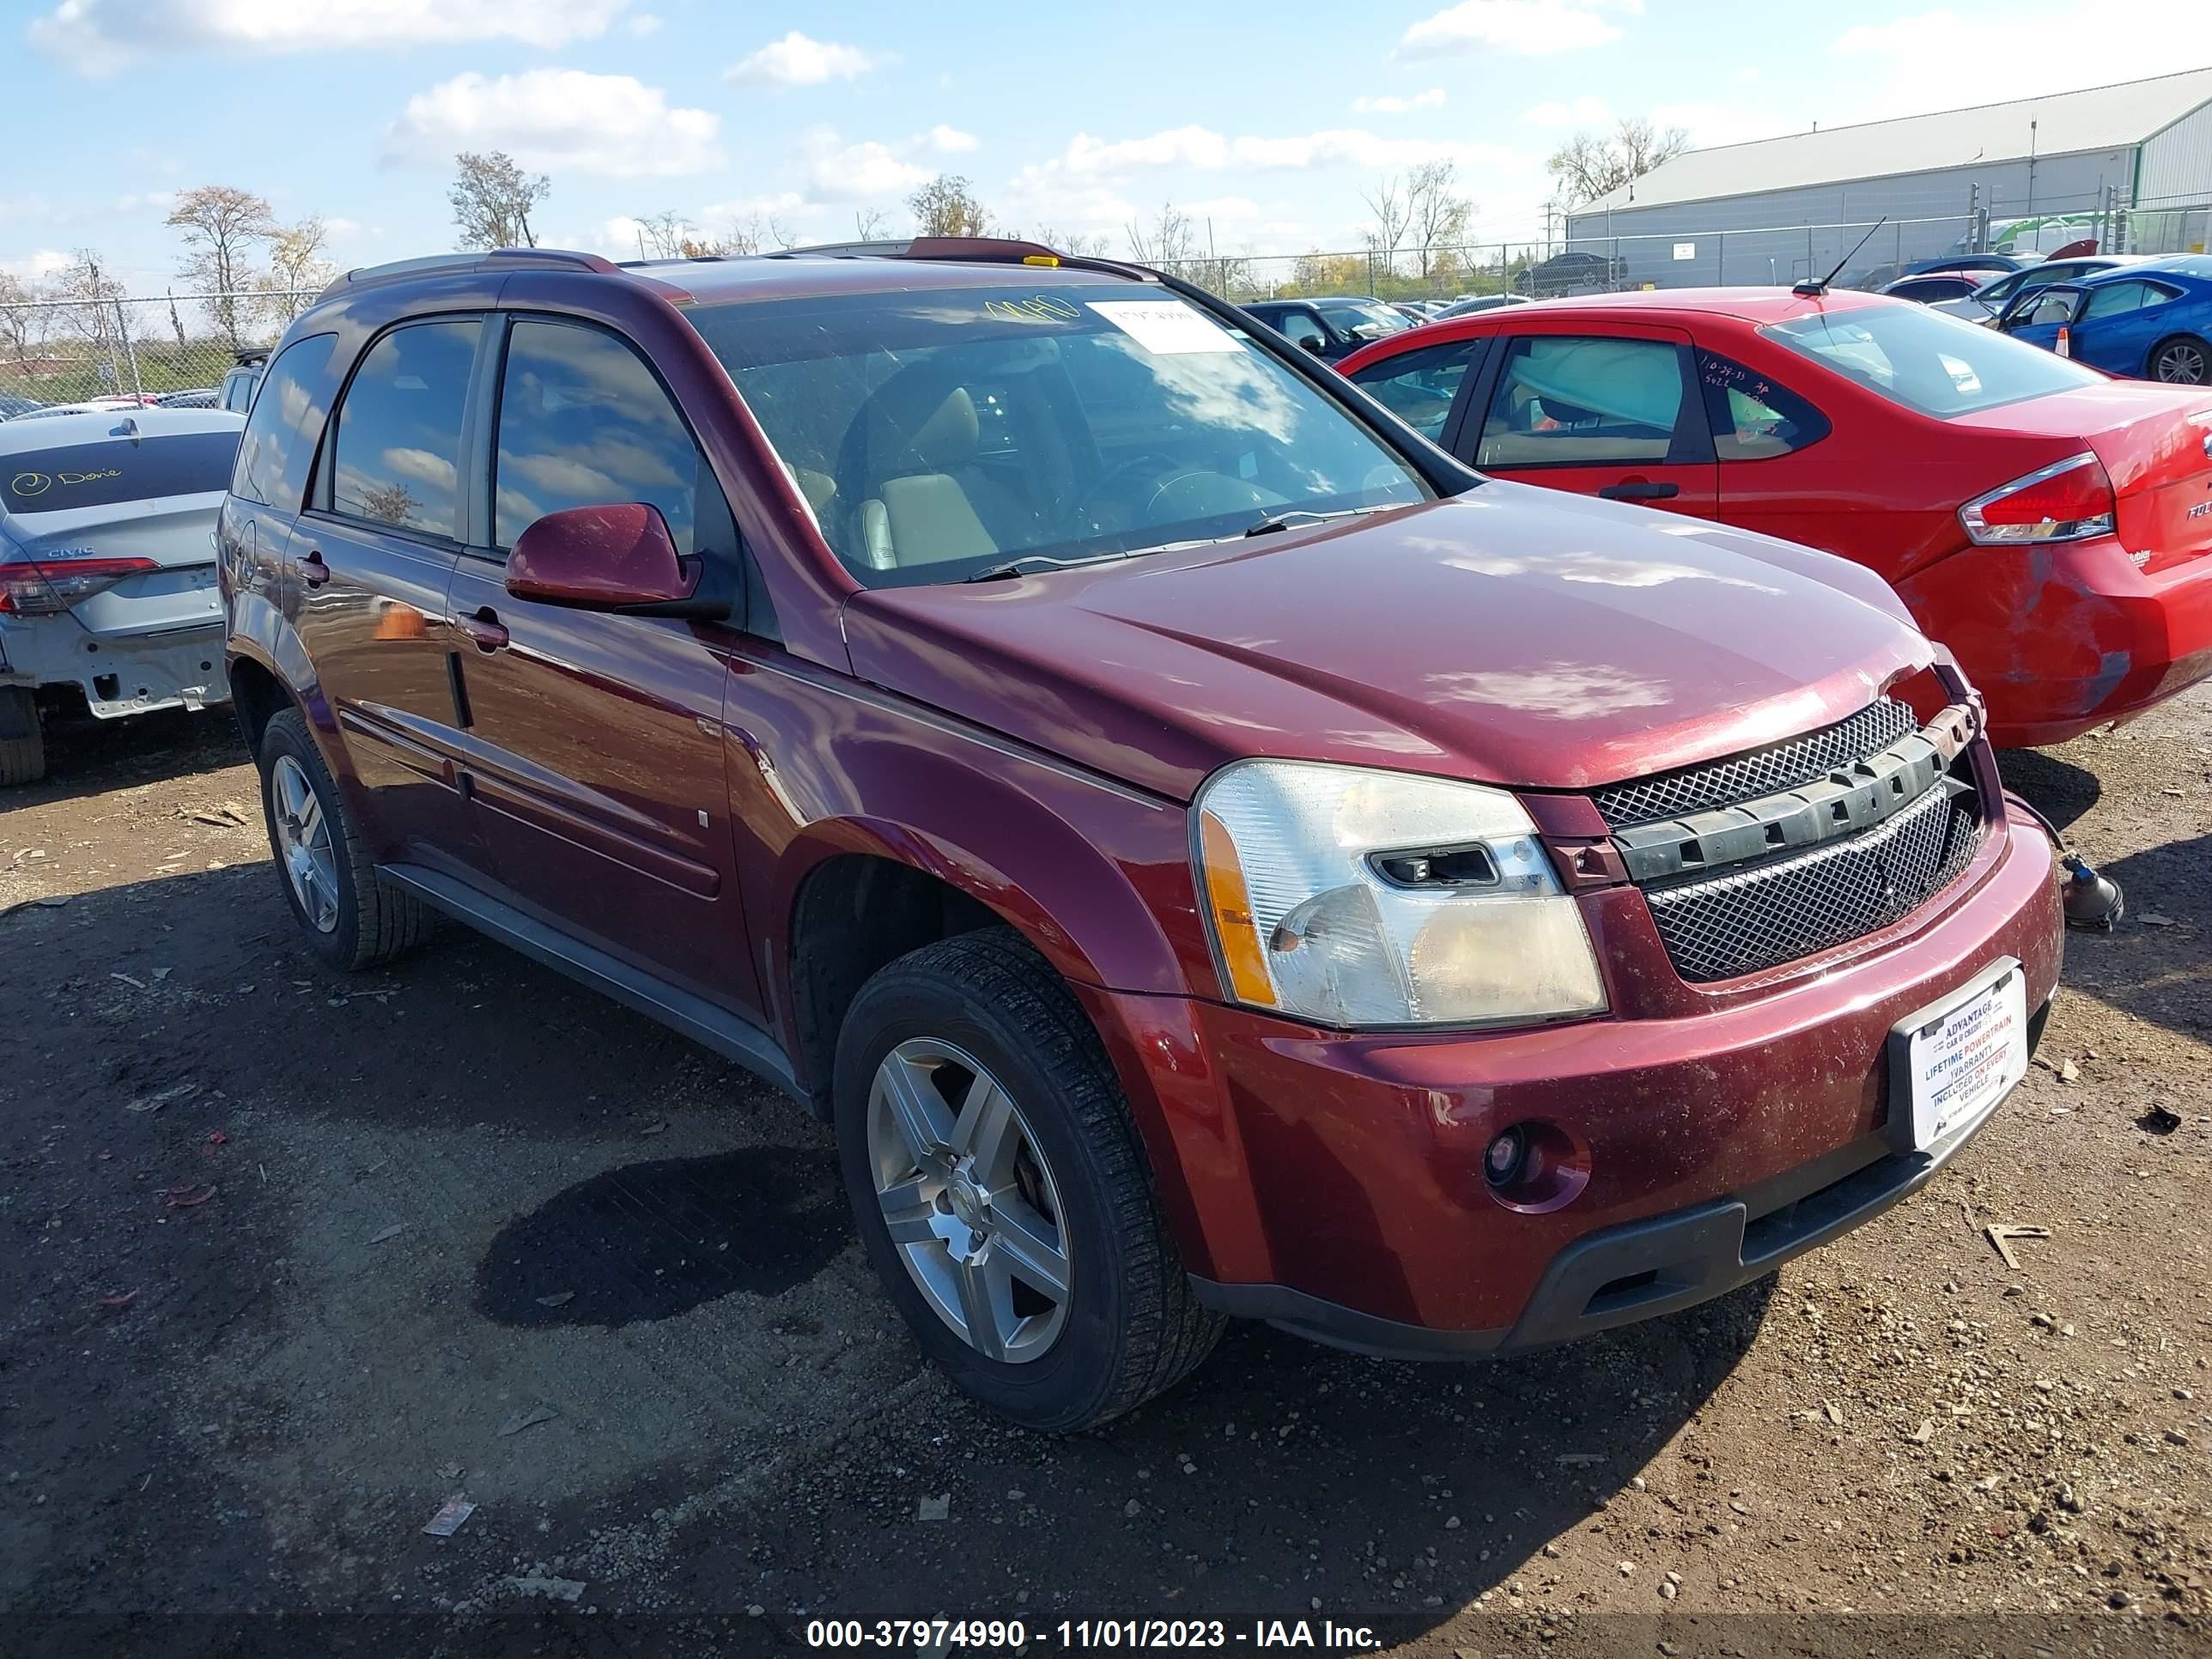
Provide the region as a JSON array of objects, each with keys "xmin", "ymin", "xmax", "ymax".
[
  {"xmin": 1299, "ymin": 335, "xmax": 1326, "ymax": 354},
  {"xmin": 507, "ymin": 502, "xmax": 701, "ymax": 611}
]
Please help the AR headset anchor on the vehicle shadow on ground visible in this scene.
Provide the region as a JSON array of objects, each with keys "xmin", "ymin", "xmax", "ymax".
[
  {"xmin": 2057, "ymin": 830, "xmax": 2212, "ymax": 1049},
  {"xmin": 16, "ymin": 705, "xmax": 246, "ymax": 808},
  {"xmin": 1997, "ymin": 746, "xmax": 2103, "ymax": 835}
]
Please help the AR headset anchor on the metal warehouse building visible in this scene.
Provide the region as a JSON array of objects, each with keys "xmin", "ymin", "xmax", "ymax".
[{"xmin": 1564, "ymin": 68, "xmax": 2212, "ymax": 291}]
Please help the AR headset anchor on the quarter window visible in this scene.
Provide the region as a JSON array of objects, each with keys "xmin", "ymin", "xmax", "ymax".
[
  {"xmin": 1348, "ymin": 339, "xmax": 1482, "ymax": 441},
  {"xmin": 326, "ymin": 320, "xmax": 477, "ymax": 539},
  {"xmin": 232, "ymin": 334, "xmax": 334, "ymax": 513},
  {"xmin": 494, "ymin": 321, "xmax": 702, "ymax": 554},
  {"xmin": 1476, "ymin": 335, "xmax": 1689, "ymax": 468},
  {"xmin": 1695, "ymin": 350, "xmax": 1830, "ymax": 460}
]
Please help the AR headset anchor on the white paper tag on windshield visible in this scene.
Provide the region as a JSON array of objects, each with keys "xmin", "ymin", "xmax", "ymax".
[{"xmin": 1087, "ymin": 301, "xmax": 1242, "ymax": 355}]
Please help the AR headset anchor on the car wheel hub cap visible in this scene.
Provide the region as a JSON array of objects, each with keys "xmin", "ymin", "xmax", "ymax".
[
  {"xmin": 270, "ymin": 754, "xmax": 339, "ymax": 935},
  {"xmin": 866, "ymin": 1037, "xmax": 1071, "ymax": 1364}
]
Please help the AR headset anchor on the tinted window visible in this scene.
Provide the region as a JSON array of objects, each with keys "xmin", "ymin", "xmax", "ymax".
[
  {"xmin": 1476, "ymin": 335, "xmax": 1688, "ymax": 468},
  {"xmin": 4, "ymin": 429, "xmax": 240, "ymax": 516},
  {"xmin": 687, "ymin": 283, "xmax": 1427, "ymax": 588},
  {"xmin": 1264, "ymin": 307, "xmax": 1327, "ymax": 351},
  {"xmin": 327, "ymin": 320, "xmax": 477, "ymax": 538},
  {"xmin": 494, "ymin": 321, "xmax": 701, "ymax": 554},
  {"xmin": 231, "ymin": 334, "xmax": 335, "ymax": 513},
  {"xmin": 1348, "ymin": 338, "xmax": 1481, "ymax": 440},
  {"xmin": 1765, "ymin": 303, "xmax": 2104, "ymax": 416},
  {"xmin": 1696, "ymin": 351, "xmax": 1830, "ymax": 460},
  {"xmin": 2081, "ymin": 279, "xmax": 2172, "ymax": 320}
]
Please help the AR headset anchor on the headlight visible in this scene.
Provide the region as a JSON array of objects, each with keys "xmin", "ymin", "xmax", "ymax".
[{"xmin": 1192, "ymin": 759, "xmax": 1608, "ymax": 1030}]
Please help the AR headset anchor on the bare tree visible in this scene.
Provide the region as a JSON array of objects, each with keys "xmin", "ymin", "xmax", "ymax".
[
  {"xmin": 680, "ymin": 216, "xmax": 762, "ymax": 257},
  {"xmin": 449, "ymin": 150, "xmax": 550, "ymax": 250},
  {"xmin": 1125, "ymin": 201, "xmax": 1195, "ymax": 267},
  {"xmin": 1033, "ymin": 227, "xmax": 1109, "ymax": 258},
  {"xmin": 165, "ymin": 184, "xmax": 275, "ymax": 347},
  {"xmin": 49, "ymin": 250, "xmax": 124, "ymax": 389},
  {"xmin": 1546, "ymin": 117, "xmax": 1691, "ymax": 207},
  {"xmin": 854, "ymin": 207, "xmax": 890, "ymax": 240},
  {"xmin": 907, "ymin": 175, "xmax": 992, "ymax": 239},
  {"xmin": 261, "ymin": 216, "xmax": 337, "ymax": 323},
  {"xmin": 1361, "ymin": 174, "xmax": 1411, "ymax": 276},
  {"xmin": 632, "ymin": 210, "xmax": 691, "ymax": 259},
  {"xmin": 0, "ymin": 270, "xmax": 56, "ymax": 380},
  {"xmin": 1406, "ymin": 160, "xmax": 1476, "ymax": 283}
]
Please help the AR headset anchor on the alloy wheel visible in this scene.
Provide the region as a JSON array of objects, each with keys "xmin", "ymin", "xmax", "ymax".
[
  {"xmin": 865, "ymin": 1036, "xmax": 1072, "ymax": 1364},
  {"xmin": 270, "ymin": 753, "xmax": 339, "ymax": 934},
  {"xmin": 2154, "ymin": 340, "xmax": 2209, "ymax": 385}
]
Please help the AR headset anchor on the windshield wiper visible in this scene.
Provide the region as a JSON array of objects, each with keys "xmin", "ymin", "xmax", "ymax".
[
  {"xmin": 1242, "ymin": 505, "xmax": 1390, "ymax": 538},
  {"xmin": 960, "ymin": 551, "xmax": 1129, "ymax": 583}
]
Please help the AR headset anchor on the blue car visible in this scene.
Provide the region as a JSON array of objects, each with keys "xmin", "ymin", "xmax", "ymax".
[{"xmin": 1994, "ymin": 254, "xmax": 2212, "ymax": 385}]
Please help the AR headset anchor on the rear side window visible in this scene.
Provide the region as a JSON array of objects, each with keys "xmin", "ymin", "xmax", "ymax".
[
  {"xmin": 326, "ymin": 319, "xmax": 478, "ymax": 540},
  {"xmin": 1348, "ymin": 338, "xmax": 1482, "ymax": 441},
  {"xmin": 493, "ymin": 320, "xmax": 701, "ymax": 554},
  {"xmin": 2081, "ymin": 279, "xmax": 2176, "ymax": 320},
  {"xmin": 231, "ymin": 334, "xmax": 335, "ymax": 514},
  {"xmin": 1695, "ymin": 350, "xmax": 1830, "ymax": 460},
  {"xmin": 1475, "ymin": 334, "xmax": 1689, "ymax": 468},
  {"xmin": 4, "ymin": 429, "xmax": 240, "ymax": 516}
]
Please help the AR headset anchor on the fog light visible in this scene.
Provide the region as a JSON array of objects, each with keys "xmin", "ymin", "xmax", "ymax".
[
  {"xmin": 1480, "ymin": 1120, "xmax": 1591, "ymax": 1214},
  {"xmin": 1484, "ymin": 1128, "xmax": 1528, "ymax": 1188}
]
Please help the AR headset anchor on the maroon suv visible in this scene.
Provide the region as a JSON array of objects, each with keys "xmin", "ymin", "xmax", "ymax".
[{"xmin": 221, "ymin": 240, "xmax": 2064, "ymax": 1431}]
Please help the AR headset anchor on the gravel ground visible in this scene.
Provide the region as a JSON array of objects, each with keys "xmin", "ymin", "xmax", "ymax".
[{"xmin": 1, "ymin": 692, "xmax": 2208, "ymax": 1658}]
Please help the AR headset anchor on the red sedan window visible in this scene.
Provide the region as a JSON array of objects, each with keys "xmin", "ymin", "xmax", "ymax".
[{"xmin": 1694, "ymin": 351, "xmax": 1831, "ymax": 460}]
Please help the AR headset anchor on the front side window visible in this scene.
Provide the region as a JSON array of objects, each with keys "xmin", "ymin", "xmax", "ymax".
[
  {"xmin": 1348, "ymin": 338, "xmax": 1482, "ymax": 440},
  {"xmin": 326, "ymin": 319, "xmax": 477, "ymax": 538},
  {"xmin": 232, "ymin": 334, "xmax": 335, "ymax": 513},
  {"xmin": 1475, "ymin": 334, "xmax": 1688, "ymax": 468},
  {"xmin": 1695, "ymin": 350, "xmax": 1830, "ymax": 460},
  {"xmin": 1766, "ymin": 303, "xmax": 2104, "ymax": 417},
  {"xmin": 494, "ymin": 320, "xmax": 702, "ymax": 554},
  {"xmin": 4, "ymin": 429, "xmax": 240, "ymax": 518},
  {"xmin": 685, "ymin": 283, "xmax": 1429, "ymax": 587}
]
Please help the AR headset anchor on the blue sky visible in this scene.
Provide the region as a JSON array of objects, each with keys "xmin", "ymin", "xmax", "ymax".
[{"xmin": 2, "ymin": 0, "xmax": 2203, "ymax": 293}]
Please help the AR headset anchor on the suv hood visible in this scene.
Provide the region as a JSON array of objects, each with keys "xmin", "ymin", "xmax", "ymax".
[{"xmin": 842, "ymin": 483, "xmax": 1933, "ymax": 802}]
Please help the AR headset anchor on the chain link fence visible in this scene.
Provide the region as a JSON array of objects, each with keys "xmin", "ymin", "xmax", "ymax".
[{"xmin": 0, "ymin": 289, "xmax": 318, "ymax": 411}]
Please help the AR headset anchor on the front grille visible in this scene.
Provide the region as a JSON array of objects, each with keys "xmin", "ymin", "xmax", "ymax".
[
  {"xmin": 1594, "ymin": 698, "xmax": 1919, "ymax": 829},
  {"xmin": 1644, "ymin": 782, "xmax": 1984, "ymax": 982}
]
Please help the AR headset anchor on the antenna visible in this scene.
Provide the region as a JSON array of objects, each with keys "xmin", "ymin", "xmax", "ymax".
[{"xmin": 1793, "ymin": 216, "xmax": 1887, "ymax": 297}]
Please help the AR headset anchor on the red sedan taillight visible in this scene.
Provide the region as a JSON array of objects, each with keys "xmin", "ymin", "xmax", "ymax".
[
  {"xmin": 0, "ymin": 556, "xmax": 161, "ymax": 616},
  {"xmin": 1959, "ymin": 452, "xmax": 2116, "ymax": 545}
]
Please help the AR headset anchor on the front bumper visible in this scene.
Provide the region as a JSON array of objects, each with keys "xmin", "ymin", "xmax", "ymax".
[
  {"xmin": 1899, "ymin": 537, "xmax": 2212, "ymax": 746},
  {"xmin": 1085, "ymin": 805, "xmax": 2063, "ymax": 1351},
  {"xmin": 0, "ymin": 617, "xmax": 230, "ymax": 718}
]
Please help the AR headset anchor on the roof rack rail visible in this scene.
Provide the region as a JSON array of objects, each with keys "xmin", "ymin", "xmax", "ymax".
[
  {"xmin": 317, "ymin": 247, "xmax": 620, "ymax": 300},
  {"xmin": 767, "ymin": 235, "xmax": 1072, "ymax": 265}
]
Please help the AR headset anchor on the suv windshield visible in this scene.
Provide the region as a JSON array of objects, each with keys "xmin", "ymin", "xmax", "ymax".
[
  {"xmin": 685, "ymin": 283, "xmax": 1430, "ymax": 586},
  {"xmin": 1764, "ymin": 303, "xmax": 2105, "ymax": 417},
  {"xmin": 1319, "ymin": 300, "xmax": 1411, "ymax": 337}
]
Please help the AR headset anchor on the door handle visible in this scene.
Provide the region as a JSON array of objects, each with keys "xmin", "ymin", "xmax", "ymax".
[
  {"xmin": 453, "ymin": 608, "xmax": 509, "ymax": 653},
  {"xmin": 1599, "ymin": 480, "xmax": 1680, "ymax": 501},
  {"xmin": 299, "ymin": 550, "xmax": 331, "ymax": 588}
]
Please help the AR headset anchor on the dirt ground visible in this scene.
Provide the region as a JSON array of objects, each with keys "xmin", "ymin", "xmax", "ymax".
[{"xmin": 2, "ymin": 692, "xmax": 2209, "ymax": 1658}]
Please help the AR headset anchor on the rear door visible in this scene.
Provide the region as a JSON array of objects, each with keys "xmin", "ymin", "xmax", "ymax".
[
  {"xmin": 2073, "ymin": 279, "xmax": 2189, "ymax": 378},
  {"xmin": 1456, "ymin": 320, "xmax": 1718, "ymax": 516},
  {"xmin": 442, "ymin": 313, "xmax": 758, "ymax": 1011},
  {"xmin": 293, "ymin": 315, "xmax": 484, "ymax": 869}
]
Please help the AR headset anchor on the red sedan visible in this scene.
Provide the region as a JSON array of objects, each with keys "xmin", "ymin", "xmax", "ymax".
[{"xmin": 1339, "ymin": 289, "xmax": 2212, "ymax": 747}]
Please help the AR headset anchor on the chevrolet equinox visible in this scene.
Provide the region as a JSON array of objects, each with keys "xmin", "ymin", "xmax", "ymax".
[{"xmin": 220, "ymin": 239, "xmax": 2065, "ymax": 1431}]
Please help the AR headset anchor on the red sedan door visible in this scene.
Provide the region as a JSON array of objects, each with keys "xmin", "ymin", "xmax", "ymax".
[{"xmin": 1457, "ymin": 319, "xmax": 1719, "ymax": 518}]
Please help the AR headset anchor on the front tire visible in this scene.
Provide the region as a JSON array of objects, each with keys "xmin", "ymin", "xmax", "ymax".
[
  {"xmin": 2150, "ymin": 335, "xmax": 2211, "ymax": 385},
  {"xmin": 834, "ymin": 928, "xmax": 1222, "ymax": 1431},
  {"xmin": 0, "ymin": 687, "xmax": 45, "ymax": 787},
  {"xmin": 257, "ymin": 707, "xmax": 430, "ymax": 969}
]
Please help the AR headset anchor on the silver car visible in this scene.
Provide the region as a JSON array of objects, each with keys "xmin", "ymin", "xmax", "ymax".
[
  {"xmin": 0, "ymin": 407, "xmax": 242, "ymax": 784},
  {"xmin": 1930, "ymin": 256, "xmax": 2146, "ymax": 325}
]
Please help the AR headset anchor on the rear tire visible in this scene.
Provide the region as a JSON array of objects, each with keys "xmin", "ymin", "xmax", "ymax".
[
  {"xmin": 834, "ymin": 927, "xmax": 1222, "ymax": 1431},
  {"xmin": 2149, "ymin": 334, "xmax": 2211, "ymax": 385},
  {"xmin": 0, "ymin": 687, "xmax": 44, "ymax": 787},
  {"xmin": 257, "ymin": 707, "xmax": 431, "ymax": 969}
]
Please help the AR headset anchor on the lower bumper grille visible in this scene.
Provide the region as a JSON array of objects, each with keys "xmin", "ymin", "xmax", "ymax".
[{"xmin": 1642, "ymin": 776, "xmax": 1984, "ymax": 983}]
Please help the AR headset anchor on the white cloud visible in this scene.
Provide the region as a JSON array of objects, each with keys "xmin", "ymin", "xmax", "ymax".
[
  {"xmin": 2, "ymin": 249, "xmax": 71, "ymax": 282},
  {"xmin": 927, "ymin": 125, "xmax": 980, "ymax": 154},
  {"xmin": 805, "ymin": 133, "xmax": 933, "ymax": 201},
  {"xmin": 384, "ymin": 70, "xmax": 721, "ymax": 179},
  {"xmin": 726, "ymin": 29, "xmax": 881, "ymax": 87},
  {"xmin": 1351, "ymin": 89, "xmax": 1447, "ymax": 114},
  {"xmin": 1395, "ymin": 0, "xmax": 1639, "ymax": 59},
  {"xmin": 31, "ymin": 0, "xmax": 628, "ymax": 74},
  {"xmin": 325, "ymin": 216, "xmax": 365, "ymax": 238},
  {"xmin": 1182, "ymin": 195, "xmax": 1264, "ymax": 221},
  {"xmin": 1522, "ymin": 94, "xmax": 1612, "ymax": 128},
  {"xmin": 1832, "ymin": 3, "xmax": 2212, "ymax": 118},
  {"xmin": 628, "ymin": 11, "xmax": 661, "ymax": 33}
]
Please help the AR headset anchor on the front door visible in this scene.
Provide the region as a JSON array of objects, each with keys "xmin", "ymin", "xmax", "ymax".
[
  {"xmin": 1458, "ymin": 324, "xmax": 1719, "ymax": 517},
  {"xmin": 443, "ymin": 315, "xmax": 759, "ymax": 1012},
  {"xmin": 291, "ymin": 315, "xmax": 485, "ymax": 873}
]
